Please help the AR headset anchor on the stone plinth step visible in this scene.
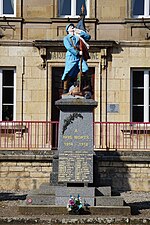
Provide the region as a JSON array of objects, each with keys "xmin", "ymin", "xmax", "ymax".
[
  {"xmin": 95, "ymin": 186, "xmax": 111, "ymax": 196},
  {"xmin": 55, "ymin": 186, "xmax": 95, "ymax": 206},
  {"xmin": 25, "ymin": 195, "xmax": 124, "ymax": 206},
  {"xmin": 95, "ymin": 196, "xmax": 124, "ymax": 206},
  {"xmin": 18, "ymin": 205, "xmax": 130, "ymax": 216},
  {"xmin": 26, "ymin": 194, "xmax": 55, "ymax": 205},
  {"xmin": 33, "ymin": 184, "xmax": 56, "ymax": 195}
]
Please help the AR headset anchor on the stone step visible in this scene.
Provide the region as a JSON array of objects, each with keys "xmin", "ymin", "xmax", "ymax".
[
  {"xmin": 26, "ymin": 194, "xmax": 55, "ymax": 205},
  {"xmin": 95, "ymin": 186, "xmax": 111, "ymax": 196},
  {"xmin": 55, "ymin": 186, "xmax": 95, "ymax": 197},
  {"xmin": 95, "ymin": 196, "xmax": 124, "ymax": 206},
  {"xmin": 25, "ymin": 195, "xmax": 124, "ymax": 206},
  {"xmin": 28, "ymin": 185, "xmax": 111, "ymax": 197},
  {"xmin": 25, "ymin": 186, "xmax": 114, "ymax": 206},
  {"xmin": 18, "ymin": 205, "xmax": 130, "ymax": 216}
]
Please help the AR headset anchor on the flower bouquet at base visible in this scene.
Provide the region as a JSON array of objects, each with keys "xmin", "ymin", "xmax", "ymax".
[{"xmin": 67, "ymin": 194, "xmax": 84, "ymax": 215}]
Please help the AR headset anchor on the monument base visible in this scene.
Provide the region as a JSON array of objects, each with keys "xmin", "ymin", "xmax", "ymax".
[
  {"xmin": 22, "ymin": 182, "xmax": 130, "ymax": 215},
  {"xmin": 25, "ymin": 183, "xmax": 124, "ymax": 206},
  {"xmin": 22, "ymin": 98, "xmax": 130, "ymax": 215}
]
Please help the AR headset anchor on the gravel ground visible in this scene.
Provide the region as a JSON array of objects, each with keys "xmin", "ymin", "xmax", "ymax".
[
  {"xmin": 120, "ymin": 191, "xmax": 150, "ymax": 218},
  {"xmin": 0, "ymin": 191, "xmax": 150, "ymax": 222}
]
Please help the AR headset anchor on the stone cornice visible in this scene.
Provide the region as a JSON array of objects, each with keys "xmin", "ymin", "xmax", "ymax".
[
  {"xmin": 96, "ymin": 151, "xmax": 150, "ymax": 162},
  {"xmin": 50, "ymin": 17, "xmax": 98, "ymax": 24},
  {"xmin": 119, "ymin": 40, "xmax": 150, "ymax": 47},
  {"xmin": 0, "ymin": 40, "xmax": 33, "ymax": 46},
  {"xmin": 0, "ymin": 150, "xmax": 149, "ymax": 162},
  {"xmin": 33, "ymin": 39, "xmax": 118, "ymax": 51},
  {"xmin": 0, "ymin": 39, "xmax": 117, "ymax": 51},
  {"xmin": 0, "ymin": 17, "xmax": 23, "ymax": 22},
  {"xmin": 1, "ymin": 39, "xmax": 150, "ymax": 49},
  {"xmin": 0, "ymin": 150, "xmax": 54, "ymax": 161}
]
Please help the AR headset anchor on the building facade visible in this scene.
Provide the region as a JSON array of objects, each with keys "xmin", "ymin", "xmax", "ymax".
[
  {"xmin": 1, "ymin": 0, "xmax": 150, "ymax": 150},
  {"xmin": 0, "ymin": 0, "xmax": 150, "ymax": 192},
  {"xmin": 1, "ymin": 0, "xmax": 150, "ymax": 124}
]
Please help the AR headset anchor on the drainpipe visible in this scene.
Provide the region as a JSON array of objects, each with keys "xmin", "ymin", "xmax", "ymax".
[
  {"xmin": 21, "ymin": 57, "xmax": 25, "ymax": 122},
  {"xmin": 100, "ymin": 56, "xmax": 102, "ymax": 123},
  {"xmin": 101, "ymin": 49, "xmax": 108, "ymax": 148},
  {"xmin": 46, "ymin": 60, "xmax": 48, "ymax": 143},
  {"xmin": 101, "ymin": 49, "xmax": 107, "ymax": 122},
  {"xmin": 21, "ymin": 0, "xmax": 23, "ymax": 40},
  {"xmin": 95, "ymin": 0, "xmax": 97, "ymax": 40},
  {"xmin": 105, "ymin": 49, "xmax": 108, "ymax": 123}
]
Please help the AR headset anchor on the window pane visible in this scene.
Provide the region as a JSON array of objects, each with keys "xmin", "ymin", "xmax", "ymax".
[
  {"xmin": 2, "ymin": 88, "xmax": 13, "ymax": 104},
  {"xmin": 132, "ymin": 0, "xmax": 144, "ymax": 15},
  {"xmin": 59, "ymin": 0, "xmax": 71, "ymax": 15},
  {"xmin": 2, "ymin": 105, "xmax": 13, "ymax": 121},
  {"xmin": 132, "ymin": 106, "xmax": 143, "ymax": 122},
  {"xmin": 3, "ymin": 0, "xmax": 14, "ymax": 14},
  {"xmin": 76, "ymin": 0, "xmax": 87, "ymax": 15},
  {"xmin": 133, "ymin": 89, "xmax": 144, "ymax": 104},
  {"xmin": 3, "ymin": 70, "xmax": 14, "ymax": 86},
  {"xmin": 133, "ymin": 71, "xmax": 144, "ymax": 87}
]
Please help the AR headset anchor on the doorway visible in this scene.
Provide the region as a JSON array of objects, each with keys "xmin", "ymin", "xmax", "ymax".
[{"xmin": 51, "ymin": 67, "xmax": 95, "ymax": 121}]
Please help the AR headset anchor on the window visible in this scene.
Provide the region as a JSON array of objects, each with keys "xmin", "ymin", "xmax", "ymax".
[
  {"xmin": 131, "ymin": 69, "xmax": 150, "ymax": 122},
  {"xmin": 58, "ymin": 0, "xmax": 89, "ymax": 18},
  {"xmin": 0, "ymin": 68, "xmax": 16, "ymax": 121},
  {"xmin": 0, "ymin": 0, "xmax": 16, "ymax": 16},
  {"xmin": 132, "ymin": 0, "xmax": 150, "ymax": 18}
]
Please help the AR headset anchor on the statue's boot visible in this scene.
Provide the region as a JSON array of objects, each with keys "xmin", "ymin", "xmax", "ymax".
[{"xmin": 63, "ymin": 80, "xmax": 69, "ymax": 94}]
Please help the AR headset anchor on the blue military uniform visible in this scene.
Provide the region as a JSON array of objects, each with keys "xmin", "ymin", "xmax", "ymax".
[
  {"xmin": 62, "ymin": 30, "xmax": 90, "ymax": 81},
  {"xmin": 62, "ymin": 24, "xmax": 91, "ymax": 84}
]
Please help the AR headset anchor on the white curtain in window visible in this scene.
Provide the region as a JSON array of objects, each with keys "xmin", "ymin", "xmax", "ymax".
[
  {"xmin": 11, "ymin": 0, "xmax": 14, "ymax": 9},
  {"xmin": 60, "ymin": 0, "xmax": 65, "ymax": 14},
  {"xmin": 85, "ymin": 0, "xmax": 87, "ymax": 8}
]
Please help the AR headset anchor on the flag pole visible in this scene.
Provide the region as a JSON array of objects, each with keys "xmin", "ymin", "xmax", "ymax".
[
  {"xmin": 79, "ymin": 49, "xmax": 82, "ymax": 93},
  {"xmin": 78, "ymin": 4, "xmax": 85, "ymax": 93}
]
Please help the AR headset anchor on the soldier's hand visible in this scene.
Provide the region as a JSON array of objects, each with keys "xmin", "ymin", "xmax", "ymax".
[{"xmin": 75, "ymin": 28, "xmax": 81, "ymax": 34}]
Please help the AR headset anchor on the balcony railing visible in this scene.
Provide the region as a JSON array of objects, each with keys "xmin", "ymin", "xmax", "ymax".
[
  {"xmin": 0, "ymin": 121, "xmax": 150, "ymax": 150},
  {"xmin": 94, "ymin": 122, "xmax": 150, "ymax": 150},
  {"xmin": 0, "ymin": 121, "xmax": 59, "ymax": 150}
]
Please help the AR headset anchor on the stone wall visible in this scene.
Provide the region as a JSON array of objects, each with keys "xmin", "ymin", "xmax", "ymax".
[
  {"xmin": 0, "ymin": 150, "xmax": 149, "ymax": 193},
  {"xmin": 1, "ymin": 0, "xmax": 148, "ymax": 42},
  {"xmin": 96, "ymin": 151, "xmax": 150, "ymax": 192},
  {"xmin": 0, "ymin": 151, "xmax": 53, "ymax": 191},
  {"xmin": 0, "ymin": 44, "xmax": 47, "ymax": 121}
]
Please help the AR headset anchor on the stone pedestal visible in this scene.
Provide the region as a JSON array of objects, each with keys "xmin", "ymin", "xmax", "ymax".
[
  {"xmin": 56, "ymin": 98, "xmax": 97, "ymax": 185},
  {"xmin": 54, "ymin": 98, "xmax": 97, "ymax": 205}
]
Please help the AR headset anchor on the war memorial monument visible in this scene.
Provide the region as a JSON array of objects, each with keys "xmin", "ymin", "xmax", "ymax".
[{"xmin": 20, "ymin": 7, "xmax": 130, "ymax": 216}]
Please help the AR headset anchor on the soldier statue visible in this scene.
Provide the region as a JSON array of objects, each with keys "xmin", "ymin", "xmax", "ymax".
[{"xmin": 62, "ymin": 5, "xmax": 91, "ymax": 98}]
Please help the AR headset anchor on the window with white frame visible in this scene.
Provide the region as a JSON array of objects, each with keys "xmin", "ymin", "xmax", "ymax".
[
  {"xmin": 0, "ymin": 68, "xmax": 16, "ymax": 121},
  {"xmin": 131, "ymin": 69, "xmax": 150, "ymax": 122},
  {"xmin": 132, "ymin": 0, "xmax": 150, "ymax": 18},
  {"xmin": 58, "ymin": 0, "xmax": 89, "ymax": 17},
  {"xmin": 0, "ymin": 0, "xmax": 16, "ymax": 16}
]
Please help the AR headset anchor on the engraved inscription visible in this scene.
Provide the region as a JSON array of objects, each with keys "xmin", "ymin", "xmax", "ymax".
[
  {"xmin": 49, "ymin": 51, "xmax": 100, "ymax": 60},
  {"xmin": 58, "ymin": 153, "xmax": 93, "ymax": 183},
  {"xmin": 62, "ymin": 129, "xmax": 90, "ymax": 149}
]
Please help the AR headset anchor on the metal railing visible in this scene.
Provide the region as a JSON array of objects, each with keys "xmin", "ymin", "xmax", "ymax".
[
  {"xmin": 0, "ymin": 121, "xmax": 59, "ymax": 150},
  {"xmin": 94, "ymin": 122, "xmax": 150, "ymax": 150},
  {"xmin": 0, "ymin": 121, "xmax": 150, "ymax": 150}
]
